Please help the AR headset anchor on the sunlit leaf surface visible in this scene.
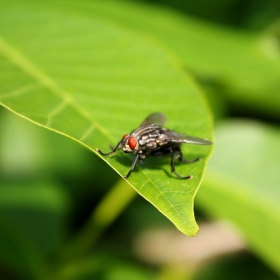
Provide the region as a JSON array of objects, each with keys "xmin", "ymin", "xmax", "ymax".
[
  {"xmin": 0, "ymin": 0, "xmax": 212, "ymax": 235},
  {"xmin": 86, "ymin": 0, "xmax": 280, "ymax": 118}
]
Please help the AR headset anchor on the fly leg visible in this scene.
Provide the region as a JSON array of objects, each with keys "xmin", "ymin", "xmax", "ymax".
[
  {"xmin": 176, "ymin": 148, "xmax": 201, "ymax": 164},
  {"xmin": 96, "ymin": 139, "xmax": 123, "ymax": 156},
  {"xmin": 170, "ymin": 147, "xmax": 193, "ymax": 179},
  {"xmin": 124, "ymin": 153, "xmax": 140, "ymax": 179}
]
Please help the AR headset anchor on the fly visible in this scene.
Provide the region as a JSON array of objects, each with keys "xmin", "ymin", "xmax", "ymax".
[{"xmin": 96, "ymin": 112, "xmax": 212, "ymax": 180}]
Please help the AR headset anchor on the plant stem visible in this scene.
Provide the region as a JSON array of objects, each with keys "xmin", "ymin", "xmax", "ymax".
[{"xmin": 58, "ymin": 179, "xmax": 137, "ymax": 264}]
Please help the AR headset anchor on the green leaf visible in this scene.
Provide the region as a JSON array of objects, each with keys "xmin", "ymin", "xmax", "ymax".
[
  {"xmin": 0, "ymin": 181, "xmax": 69, "ymax": 279},
  {"xmin": 197, "ymin": 120, "xmax": 280, "ymax": 275},
  {"xmin": 0, "ymin": 0, "xmax": 212, "ymax": 236},
  {"xmin": 82, "ymin": 0, "xmax": 280, "ymax": 118}
]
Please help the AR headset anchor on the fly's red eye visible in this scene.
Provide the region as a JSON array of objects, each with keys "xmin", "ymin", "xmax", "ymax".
[
  {"xmin": 128, "ymin": 137, "xmax": 137, "ymax": 150},
  {"xmin": 122, "ymin": 134, "xmax": 129, "ymax": 141}
]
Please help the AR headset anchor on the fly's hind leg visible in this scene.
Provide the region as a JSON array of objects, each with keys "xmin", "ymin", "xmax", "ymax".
[
  {"xmin": 176, "ymin": 148, "xmax": 201, "ymax": 164},
  {"xmin": 170, "ymin": 147, "xmax": 193, "ymax": 180}
]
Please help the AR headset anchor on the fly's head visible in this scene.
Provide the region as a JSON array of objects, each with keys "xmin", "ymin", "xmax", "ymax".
[{"xmin": 121, "ymin": 134, "xmax": 139, "ymax": 153}]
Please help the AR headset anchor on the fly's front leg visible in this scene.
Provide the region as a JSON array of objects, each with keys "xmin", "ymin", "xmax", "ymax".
[
  {"xmin": 96, "ymin": 139, "xmax": 123, "ymax": 156},
  {"xmin": 124, "ymin": 153, "xmax": 140, "ymax": 179},
  {"xmin": 170, "ymin": 147, "xmax": 192, "ymax": 180}
]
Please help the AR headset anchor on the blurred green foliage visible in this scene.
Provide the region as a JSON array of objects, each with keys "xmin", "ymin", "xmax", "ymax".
[{"xmin": 0, "ymin": 0, "xmax": 280, "ymax": 279}]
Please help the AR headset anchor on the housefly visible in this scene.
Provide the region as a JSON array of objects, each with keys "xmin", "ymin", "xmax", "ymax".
[{"xmin": 96, "ymin": 112, "xmax": 212, "ymax": 180}]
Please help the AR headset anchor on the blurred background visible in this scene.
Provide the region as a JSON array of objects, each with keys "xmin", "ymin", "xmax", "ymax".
[{"xmin": 0, "ymin": 0, "xmax": 280, "ymax": 279}]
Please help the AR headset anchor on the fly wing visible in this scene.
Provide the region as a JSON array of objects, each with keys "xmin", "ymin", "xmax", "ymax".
[
  {"xmin": 180, "ymin": 134, "xmax": 213, "ymax": 145},
  {"xmin": 164, "ymin": 129, "xmax": 213, "ymax": 145},
  {"xmin": 140, "ymin": 112, "xmax": 167, "ymax": 127}
]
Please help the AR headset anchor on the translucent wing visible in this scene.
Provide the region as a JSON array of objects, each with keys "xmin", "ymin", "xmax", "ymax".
[
  {"xmin": 164, "ymin": 129, "xmax": 213, "ymax": 145},
  {"xmin": 180, "ymin": 134, "xmax": 213, "ymax": 145},
  {"xmin": 140, "ymin": 112, "xmax": 167, "ymax": 127}
]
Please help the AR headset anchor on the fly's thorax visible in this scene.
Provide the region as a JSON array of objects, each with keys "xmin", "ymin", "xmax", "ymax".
[
  {"xmin": 132, "ymin": 125, "xmax": 167, "ymax": 150},
  {"xmin": 121, "ymin": 124, "xmax": 182, "ymax": 154}
]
